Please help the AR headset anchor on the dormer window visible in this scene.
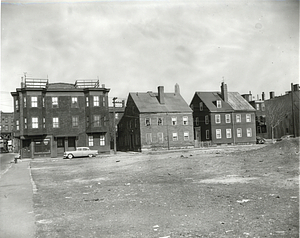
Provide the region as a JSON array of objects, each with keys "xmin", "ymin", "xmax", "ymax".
[{"xmin": 217, "ymin": 100, "xmax": 222, "ymax": 108}]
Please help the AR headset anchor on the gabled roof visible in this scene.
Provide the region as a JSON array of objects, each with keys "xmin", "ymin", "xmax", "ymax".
[
  {"xmin": 129, "ymin": 92, "xmax": 192, "ymax": 113},
  {"xmin": 194, "ymin": 91, "xmax": 255, "ymax": 112}
]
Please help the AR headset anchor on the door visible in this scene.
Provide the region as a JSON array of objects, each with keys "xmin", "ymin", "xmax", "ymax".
[
  {"xmin": 195, "ymin": 127, "xmax": 201, "ymax": 141},
  {"xmin": 22, "ymin": 139, "xmax": 31, "ymax": 158},
  {"xmin": 57, "ymin": 137, "xmax": 65, "ymax": 156}
]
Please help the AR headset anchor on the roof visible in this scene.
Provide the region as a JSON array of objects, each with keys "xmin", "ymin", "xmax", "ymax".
[
  {"xmin": 194, "ymin": 91, "xmax": 255, "ymax": 112},
  {"xmin": 129, "ymin": 92, "xmax": 192, "ymax": 113}
]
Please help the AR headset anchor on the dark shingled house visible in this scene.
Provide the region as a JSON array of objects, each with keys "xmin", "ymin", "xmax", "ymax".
[
  {"xmin": 190, "ymin": 83, "xmax": 256, "ymax": 146},
  {"xmin": 117, "ymin": 84, "xmax": 194, "ymax": 151}
]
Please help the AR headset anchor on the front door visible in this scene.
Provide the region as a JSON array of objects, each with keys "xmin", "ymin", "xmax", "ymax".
[
  {"xmin": 57, "ymin": 137, "xmax": 65, "ymax": 156},
  {"xmin": 195, "ymin": 127, "xmax": 201, "ymax": 141},
  {"xmin": 22, "ymin": 139, "xmax": 31, "ymax": 158}
]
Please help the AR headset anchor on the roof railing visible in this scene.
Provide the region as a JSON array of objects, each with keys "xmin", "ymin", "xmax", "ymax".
[
  {"xmin": 23, "ymin": 78, "xmax": 49, "ymax": 88},
  {"xmin": 74, "ymin": 80, "xmax": 100, "ymax": 88}
]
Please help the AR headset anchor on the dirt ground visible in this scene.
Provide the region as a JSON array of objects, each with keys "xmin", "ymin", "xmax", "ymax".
[{"xmin": 30, "ymin": 139, "xmax": 299, "ymax": 238}]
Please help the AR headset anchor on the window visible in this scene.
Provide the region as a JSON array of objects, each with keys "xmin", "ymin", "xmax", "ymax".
[
  {"xmin": 157, "ymin": 132, "xmax": 164, "ymax": 143},
  {"xmin": 195, "ymin": 117, "xmax": 199, "ymax": 126},
  {"xmin": 145, "ymin": 118, "xmax": 151, "ymax": 126},
  {"xmin": 86, "ymin": 97, "xmax": 89, "ymax": 107},
  {"xmin": 16, "ymin": 120, "xmax": 19, "ymax": 130},
  {"xmin": 43, "ymin": 118, "xmax": 46, "ymax": 128},
  {"xmin": 190, "ymin": 104, "xmax": 194, "ymax": 110},
  {"xmin": 93, "ymin": 115, "xmax": 100, "ymax": 127},
  {"xmin": 32, "ymin": 117, "xmax": 38, "ymax": 128},
  {"xmin": 71, "ymin": 97, "xmax": 78, "ymax": 108},
  {"xmin": 199, "ymin": 102, "xmax": 203, "ymax": 111},
  {"xmin": 184, "ymin": 132, "xmax": 189, "ymax": 140},
  {"xmin": 86, "ymin": 116, "xmax": 89, "ymax": 127},
  {"xmin": 215, "ymin": 114, "xmax": 221, "ymax": 124},
  {"xmin": 52, "ymin": 97, "xmax": 58, "ymax": 108},
  {"xmin": 72, "ymin": 116, "xmax": 79, "ymax": 127},
  {"xmin": 146, "ymin": 133, "xmax": 152, "ymax": 144},
  {"xmin": 172, "ymin": 132, "xmax": 178, "ymax": 141},
  {"xmin": 16, "ymin": 99, "xmax": 19, "ymax": 111},
  {"xmin": 256, "ymin": 104, "xmax": 260, "ymax": 111},
  {"xmin": 237, "ymin": 128, "xmax": 242, "ymax": 137},
  {"xmin": 217, "ymin": 100, "xmax": 222, "ymax": 108},
  {"xmin": 102, "ymin": 97, "xmax": 106, "ymax": 107},
  {"xmin": 42, "ymin": 97, "xmax": 45, "ymax": 107},
  {"xmin": 261, "ymin": 103, "xmax": 265, "ymax": 111},
  {"xmin": 88, "ymin": 136, "xmax": 93, "ymax": 146},
  {"xmin": 205, "ymin": 115, "xmax": 209, "ymax": 124},
  {"xmin": 5, "ymin": 125, "xmax": 8, "ymax": 131},
  {"xmin": 225, "ymin": 114, "xmax": 231, "ymax": 123},
  {"xmin": 157, "ymin": 118, "xmax": 163, "ymax": 126},
  {"xmin": 53, "ymin": 117, "xmax": 59, "ymax": 128},
  {"xmin": 247, "ymin": 128, "xmax": 252, "ymax": 137},
  {"xmin": 216, "ymin": 129, "xmax": 221, "ymax": 139},
  {"xmin": 226, "ymin": 129, "xmax": 232, "ymax": 138},
  {"xmin": 206, "ymin": 130, "xmax": 210, "ymax": 139},
  {"xmin": 93, "ymin": 96, "xmax": 99, "ymax": 106},
  {"xmin": 246, "ymin": 114, "xmax": 251, "ymax": 122},
  {"xmin": 24, "ymin": 118, "xmax": 27, "ymax": 129},
  {"xmin": 31, "ymin": 96, "xmax": 37, "ymax": 107},
  {"xmin": 183, "ymin": 116, "xmax": 188, "ymax": 125},
  {"xmin": 100, "ymin": 135, "xmax": 105, "ymax": 146},
  {"xmin": 24, "ymin": 97, "xmax": 26, "ymax": 107},
  {"xmin": 115, "ymin": 113, "xmax": 119, "ymax": 119},
  {"xmin": 172, "ymin": 117, "xmax": 177, "ymax": 125},
  {"xmin": 236, "ymin": 114, "xmax": 241, "ymax": 123}
]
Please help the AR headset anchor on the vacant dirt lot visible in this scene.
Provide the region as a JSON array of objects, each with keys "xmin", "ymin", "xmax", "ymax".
[{"xmin": 31, "ymin": 139, "xmax": 299, "ymax": 238}]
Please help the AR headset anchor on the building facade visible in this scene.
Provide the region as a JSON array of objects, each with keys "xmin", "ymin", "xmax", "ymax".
[
  {"xmin": 117, "ymin": 85, "xmax": 194, "ymax": 151},
  {"xmin": 264, "ymin": 83, "xmax": 299, "ymax": 139},
  {"xmin": 109, "ymin": 100, "xmax": 125, "ymax": 150},
  {"xmin": 242, "ymin": 92, "xmax": 267, "ymax": 139},
  {"xmin": 11, "ymin": 77, "xmax": 110, "ymax": 158},
  {"xmin": 190, "ymin": 83, "xmax": 256, "ymax": 146},
  {"xmin": 0, "ymin": 111, "xmax": 14, "ymax": 152}
]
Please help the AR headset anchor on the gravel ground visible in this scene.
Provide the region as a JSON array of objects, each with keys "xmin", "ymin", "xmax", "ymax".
[{"xmin": 30, "ymin": 139, "xmax": 299, "ymax": 238}]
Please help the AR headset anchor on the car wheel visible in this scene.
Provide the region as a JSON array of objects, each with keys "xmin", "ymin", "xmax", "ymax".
[
  {"xmin": 88, "ymin": 154, "xmax": 93, "ymax": 158},
  {"xmin": 68, "ymin": 154, "xmax": 73, "ymax": 159}
]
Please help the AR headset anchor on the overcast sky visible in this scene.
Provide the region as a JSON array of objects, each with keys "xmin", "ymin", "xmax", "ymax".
[{"xmin": 1, "ymin": 0, "xmax": 299, "ymax": 112}]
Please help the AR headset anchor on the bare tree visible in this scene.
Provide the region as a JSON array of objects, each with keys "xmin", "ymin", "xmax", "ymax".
[{"xmin": 265, "ymin": 97, "xmax": 291, "ymax": 142}]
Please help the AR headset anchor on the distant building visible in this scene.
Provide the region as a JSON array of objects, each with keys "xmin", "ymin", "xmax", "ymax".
[
  {"xmin": 109, "ymin": 100, "xmax": 125, "ymax": 149},
  {"xmin": 11, "ymin": 77, "xmax": 110, "ymax": 158},
  {"xmin": 0, "ymin": 111, "xmax": 14, "ymax": 152},
  {"xmin": 264, "ymin": 83, "xmax": 299, "ymax": 139},
  {"xmin": 242, "ymin": 92, "xmax": 267, "ymax": 139},
  {"xmin": 190, "ymin": 83, "xmax": 256, "ymax": 146},
  {"xmin": 117, "ymin": 84, "xmax": 194, "ymax": 151}
]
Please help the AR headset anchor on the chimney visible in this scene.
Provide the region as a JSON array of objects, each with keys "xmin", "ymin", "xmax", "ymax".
[
  {"xmin": 269, "ymin": 91, "xmax": 275, "ymax": 99},
  {"xmin": 221, "ymin": 82, "xmax": 228, "ymax": 102},
  {"xmin": 158, "ymin": 86, "xmax": 165, "ymax": 104},
  {"xmin": 175, "ymin": 83, "xmax": 180, "ymax": 95},
  {"xmin": 101, "ymin": 84, "xmax": 105, "ymax": 88},
  {"xmin": 122, "ymin": 100, "xmax": 125, "ymax": 107},
  {"xmin": 292, "ymin": 83, "xmax": 299, "ymax": 92},
  {"xmin": 262, "ymin": 92, "xmax": 265, "ymax": 101}
]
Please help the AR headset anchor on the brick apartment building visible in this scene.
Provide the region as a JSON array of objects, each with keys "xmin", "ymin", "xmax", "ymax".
[
  {"xmin": 117, "ymin": 84, "xmax": 194, "ymax": 151},
  {"xmin": 0, "ymin": 111, "xmax": 14, "ymax": 152},
  {"xmin": 190, "ymin": 83, "xmax": 256, "ymax": 146},
  {"xmin": 11, "ymin": 77, "xmax": 110, "ymax": 158},
  {"xmin": 242, "ymin": 92, "xmax": 267, "ymax": 139}
]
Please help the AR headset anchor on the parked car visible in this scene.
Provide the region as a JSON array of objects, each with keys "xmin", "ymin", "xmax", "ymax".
[
  {"xmin": 63, "ymin": 147, "xmax": 98, "ymax": 159},
  {"xmin": 256, "ymin": 136, "xmax": 266, "ymax": 144}
]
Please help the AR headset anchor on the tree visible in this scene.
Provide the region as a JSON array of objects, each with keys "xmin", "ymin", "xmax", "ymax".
[{"xmin": 265, "ymin": 96, "xmax": 291, "ymax": 142}]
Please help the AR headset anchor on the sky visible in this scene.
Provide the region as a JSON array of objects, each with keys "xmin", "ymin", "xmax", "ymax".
[{"xmin": 1, "ymin": 0, "xmax": 299, "ymax": 112}]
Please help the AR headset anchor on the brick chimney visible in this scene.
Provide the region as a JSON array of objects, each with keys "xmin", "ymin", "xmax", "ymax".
[
  {"xmin": 221, "ymin": 82, "xmax": 228, "ymax": 102},
  {"xmin": 269, "ymin": 91, "xmax": 275, "ymax": 99},
  {"xmin": 158, "ymin": 86, "xmax": 165, "ymax": 104},
  {"xmin": 175, "ymin": 83, "xmax": 180, "ymax": 95},
  {"xmin": 262, "ymin": 92, "xmax": 265, "ymax": 101}
]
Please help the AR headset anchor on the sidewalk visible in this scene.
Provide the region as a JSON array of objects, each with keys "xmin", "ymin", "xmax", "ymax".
[{"xmin": 0, "ymin": 159, "xmax": 35, "ymax": 238}]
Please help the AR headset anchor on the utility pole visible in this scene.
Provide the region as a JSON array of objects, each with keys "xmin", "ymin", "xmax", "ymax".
[{"xmin": 112, "ymin": 97, "xmax": 123, "ymax": 154}]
